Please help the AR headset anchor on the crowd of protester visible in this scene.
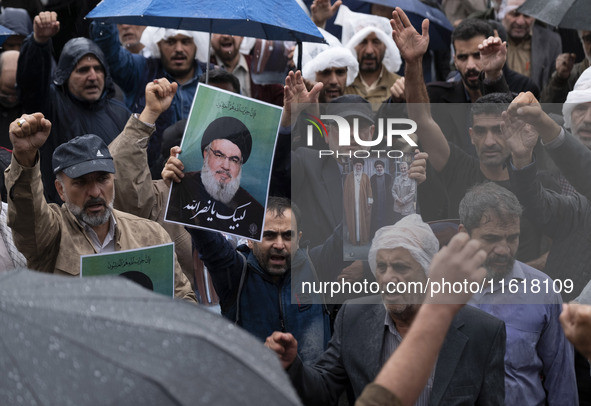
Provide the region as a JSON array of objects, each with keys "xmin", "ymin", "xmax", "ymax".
[{"xmin": 2, "ymin": 0, "xmax": 591, "ymax": 404}]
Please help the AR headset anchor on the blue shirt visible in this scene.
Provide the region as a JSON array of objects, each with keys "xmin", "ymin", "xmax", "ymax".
[
  {"xmin": 90, "ymin": 22, "xmax": 208, "ymax": 166},
  {"xmin": 469, "ymin": 261, "xmax": 578, "ymax": 406}
]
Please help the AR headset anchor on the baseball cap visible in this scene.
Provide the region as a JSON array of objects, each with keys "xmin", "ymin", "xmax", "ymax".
[{"xmin": 52, "ymin": 134, "xmax": 115, "ymax": 178}]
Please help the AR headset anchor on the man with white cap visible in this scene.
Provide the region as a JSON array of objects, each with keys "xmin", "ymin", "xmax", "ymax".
[
  {"xmin": 4, "ymin": 112, "xmax": 196, "ymax": 302},
  {"xmin": 337, "ymin": 6, "xmax": 403, "ymax": 105},
  {"xmin": 90, "ymin": 21, "xmax": 211, "ymax": 172},
  {"xmin": 302, "ymin": 46, "xmax": 358, "ymax": 103},
  {"xmin": 498, "ymin": 0, "xmax": 561, "ymax": 90},
  {"xmin": 265, "ymin": 214, "xmax": 505, "ymax": 405},
  {"xmin": 562, "ymin": 67, "xmax": 591, "ymax": 149}
]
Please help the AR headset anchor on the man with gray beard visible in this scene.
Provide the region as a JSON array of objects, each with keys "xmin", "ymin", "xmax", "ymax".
[
  {"xmin": 266, "ymin": 214, "xmax": 506, "ymax": 405},
  {"xmin": 5, "ymin": 113, "xmax": 196, "ymax": 302},
  {"xmin": 166, "ymin": 116, "xmax": 264, "ymax": 239}
]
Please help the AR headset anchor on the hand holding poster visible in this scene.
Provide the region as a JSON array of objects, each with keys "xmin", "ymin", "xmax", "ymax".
[{"xmin": 164, "ymin": 84, "xmax": 282, "ymax": 241}]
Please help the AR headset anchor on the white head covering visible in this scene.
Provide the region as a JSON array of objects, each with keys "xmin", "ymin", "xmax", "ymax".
[
  {"xmin": 368, "ymin": 214, "xmax": 439, "ymax": 276},
  {"xmin": 335, "ymin": 5, "xmax": 402, "ymax": 73},
  {"xmin": 497, "ymin": 0, "xmax": 525, "ymax": 21},
  {"xmin": 140, "ymin": 27, "xmax": 210, "ymax": 62},
  {"xmin": 302, "ymin": 47, "xmax": 359, "ymax": 86},
  {"xmin": 294, "ymin": 27, "xmax": 341, "ymax": 67},
  {"xmin": 563, "ymin": 67, "xmax": 591, "ymax": 129}
]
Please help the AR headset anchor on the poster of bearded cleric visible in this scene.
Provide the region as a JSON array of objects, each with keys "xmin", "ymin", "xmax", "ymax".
[{"xmin": 165, "ymin": 84, "xmax": 282, "ymax": 241}]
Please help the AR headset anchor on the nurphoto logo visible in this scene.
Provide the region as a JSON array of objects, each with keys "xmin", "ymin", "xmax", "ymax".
[{"xmin": 306, "ymin": 113, "xmax": 417, "ymax": 159}]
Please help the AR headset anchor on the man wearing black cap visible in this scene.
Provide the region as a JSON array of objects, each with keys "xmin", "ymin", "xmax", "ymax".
[
  {"xmin": 5, "ymin": 112, "xmax": 196, "ymax": 302},
  {"xmin": 166, "ymin": 116, "xmax": 265, "ymax": 239}
]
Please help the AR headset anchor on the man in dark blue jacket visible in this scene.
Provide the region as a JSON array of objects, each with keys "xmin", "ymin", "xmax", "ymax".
[
  {"xmin": 90, "ymin": 22, "xmax": 210, "ymax": 176},
  {"xmin": 181, "ymin": 196, "xmax": 336, "ymax": 364}
]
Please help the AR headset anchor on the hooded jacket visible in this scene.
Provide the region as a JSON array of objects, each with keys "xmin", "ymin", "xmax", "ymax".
[
  {"xmin": 17, "ymin": 33, "xmax": 130, "ymax": 204},
  {"xmin": 0, "ymin": 7, "xmax": 32, "ymax": 37}
]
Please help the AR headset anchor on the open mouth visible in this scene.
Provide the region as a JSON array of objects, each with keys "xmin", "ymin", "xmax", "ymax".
[
  {"xmin": 85, "ymin": 85, "xmax": 100, "ymax": 92},
  {"xmin": 85, "ymin": 203, "xmax": 105, "ymax": 215},
  {"xmin": 219, "ymin": 41, "xmax": 235, "ymax": 53},
  {"xmin": 269, "ymin": 254, "xmax": 286, "ymax": 265},
  {"xmin": 325, "ymin": 88, "xmax": 342, "ymax": 99},
  {"xmin": 171, "ymin": 55, "xmax": 187, "ymax": 65}
]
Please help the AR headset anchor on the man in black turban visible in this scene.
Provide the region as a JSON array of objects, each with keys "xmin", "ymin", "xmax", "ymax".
[{"xmin": 166, "ymin": 116, "xmax": 265, "ymax": 239}]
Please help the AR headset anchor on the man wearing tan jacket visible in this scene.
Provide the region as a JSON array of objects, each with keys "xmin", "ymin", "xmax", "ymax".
[{"xmin": 5, "ymin": 87, "xmax": 196, "ymax": 302}]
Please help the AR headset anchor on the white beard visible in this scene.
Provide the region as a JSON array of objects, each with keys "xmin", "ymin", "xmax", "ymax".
[{"xmin": 201, "ymin": 155, "xmax": 242, "ymax": 205}]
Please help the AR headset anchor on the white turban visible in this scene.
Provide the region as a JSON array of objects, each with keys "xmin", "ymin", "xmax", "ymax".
[
  {"xmin": 335, "ymin": 5, "xmax": 402, "ymax": 74},
  {"xmin": 368, "ymin": 214, "xmax": 439, "ymax": 276},
  {"xmin": 302, "ymin": 47, "xmax": 359, "ymax": 86},
  {"xmin": 140, "ymin": 27, "xmax": 210, "ymax": 62},
  {"xmin": 293, "ymin": 27, "xmax": 341, "ymax": 68},
  {"xmin": 563, "ymin": 67, "xmax": 591, "ymax": 129},
  {"xmin": 497, "ymin": 0, "xmax": 524, "ymax": 21}
]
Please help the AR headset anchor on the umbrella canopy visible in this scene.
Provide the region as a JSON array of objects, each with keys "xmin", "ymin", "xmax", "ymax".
[
  {"xmin": 86, "ymin": 0, "xmax": 325, "ymax": 43},
  {"xmin": 0, "ymin": 24, "xmax": 16, "ymax": 47},
  {"xmin": 0, "ymin": 269, "xmax": 302, "ymax": 406},
  {"xmin": 361, "ymin": 0, "xmax": 453, "ymax": 51},
  {"xmin": 518, "ymin": 0, "xmax": 591, "ymax": 31}
]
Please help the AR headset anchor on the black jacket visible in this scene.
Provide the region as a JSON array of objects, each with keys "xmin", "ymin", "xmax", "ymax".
[{"xmin": 17, "ymin": 33, "xmax": 130, "ymax": 204}]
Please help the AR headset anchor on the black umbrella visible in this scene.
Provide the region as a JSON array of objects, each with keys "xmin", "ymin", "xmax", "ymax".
[
  {"xmin": 518, "ymin": 0, "xmax": 591, "ymax": 31},
  {"xmin": 0, "ymin": 269, "xmax": 302, "ymax": 406}
]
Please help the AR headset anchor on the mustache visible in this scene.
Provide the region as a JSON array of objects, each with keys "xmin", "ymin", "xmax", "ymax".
[
  {"xmin": 481, "ymin": 145, "xmax": 502, "ymax": 152},
  {"xmin": 84, "ymin": 197, "xmax": 106, "ymax": 209},
  {"xmin": 485, "ymin": 254, "xmax": 513, "ymax": 265},
  {"xmin": 270, "ymin": 248, "xmax": 288, "ymax": 257},
  {"xmin": 464, "ymin": 68, "xmax": 480, "ymax": 78},
  {"xmin": 216, "ymin": 169, "xmax": 232, "ymax": 179}
]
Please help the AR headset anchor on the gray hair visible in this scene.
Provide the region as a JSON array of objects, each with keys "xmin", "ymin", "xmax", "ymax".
[
  {"xmin": 459, "ymin": 182, "xmax": 522, "ymax": 233},
  {"xmin": 368, "ymin": 214, "xmax": 439, "ymax": 276}
]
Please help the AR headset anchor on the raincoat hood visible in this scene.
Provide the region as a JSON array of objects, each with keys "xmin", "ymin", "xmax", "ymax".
[
  {"xmin": 53, "ymin": 37, "xmax": 113, "ymax": 97},
  {"xmin": 0, "ymin": 7, "xmax": 32, "ymax": 36}
]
